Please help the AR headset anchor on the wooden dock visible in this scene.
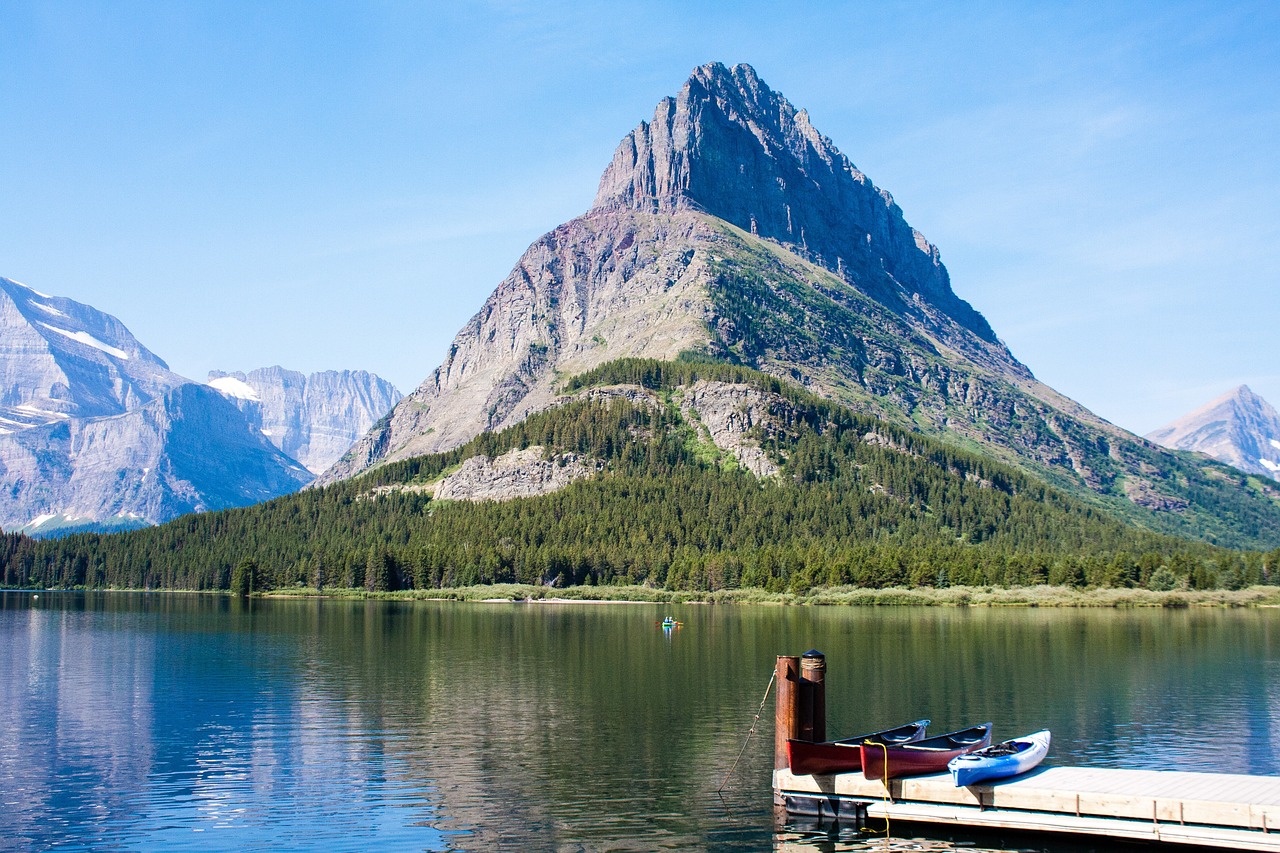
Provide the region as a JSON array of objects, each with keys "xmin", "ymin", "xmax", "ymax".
[
  {"xmin": 776, "ymin": 765, "xmax": 1280, "ymax": 849},
  {"xmin": 770, "ymin": 652, "xmax": 1280, "ymax": 849}
]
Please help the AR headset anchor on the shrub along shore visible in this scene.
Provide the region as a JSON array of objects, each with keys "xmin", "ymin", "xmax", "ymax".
[{"xmin": 259, "ymin": 583, "xmax": 1280, "ymax": 608}]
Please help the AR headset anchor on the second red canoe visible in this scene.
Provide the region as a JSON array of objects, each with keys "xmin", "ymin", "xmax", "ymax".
[{"xmin": 861, "ymin": 722, "xmax": 992, "ymax": 781}]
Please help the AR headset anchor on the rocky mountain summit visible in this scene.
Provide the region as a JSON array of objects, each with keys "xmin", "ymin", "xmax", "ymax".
[
  {"xmin": 320, "ymin": 62, "xmax": 1027, "ymax": 481},
  {"xmin": 1146, "ymin": 386, "xmax": 1280, "ymax": 479},
  {"xmin": 208, "ymin": 367, "xmax": 401, "ymax": 474},
  {"xmin": 320, "ymin": 63, "xmax": 1279, "ymax": 548},
  {"xmin": 592, "ymin": 62, "xmax": 996, "ymax": 343}
]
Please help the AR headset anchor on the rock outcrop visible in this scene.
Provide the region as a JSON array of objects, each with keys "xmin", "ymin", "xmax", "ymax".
[
  {"xmin": 208, "ymin": 367, "xmax": 401, "ymax": 474},
  {"xmin": 676, "ymin": 380, "xmax": 782, "ymax": 477},
  {"xmin": 432, "ymin": 446, "xmax": 604, "ymax": 502},
  {"xmin": 1146, "ymin": 386, "xmax": 1280, "ymax": 479}
]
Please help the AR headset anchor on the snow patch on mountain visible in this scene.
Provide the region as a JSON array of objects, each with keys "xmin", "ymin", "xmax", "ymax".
[
  {"xmin": 11, "ymin": 279, "xmax": 52, "ymax": 299},
  {"xmin": 30, "ymin": 301, "xmax": 68, "ymax": 318},
  {"xmin": 36, "ymin": 322, "xmax": 131, "ymax": 359},
  {"xmin": 16, "ymin": 404, "xmax": 69, "ymax": 418},
  {"xmin": 209, "ymin": 375, "xmax": 262, "ymax": 401}
]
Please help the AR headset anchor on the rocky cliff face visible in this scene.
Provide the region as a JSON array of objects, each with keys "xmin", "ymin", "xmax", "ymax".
[
  {"xmin": 593, "ymin": 62, "xmax": 996, "ymax": 343},
  {"xmin": 319, "ymin": 63, "xmax": 1280, "ymax": 548},
  {"xmin": 320, "ymin": 212, "xmax": 718, "ymax": 479},
  {"xmin": 208, "ymin": 367, "xmax": 401, "ymax": 474},
  {"xmin": 0, "ymin": 383, "xmax": 312, "ymax": 533},
  {"xmin": 1146, "ymin": 386, "xmax": 1280, "ymax": 479},
  {"xmin": 0, "ymin": 277, "xmax": 183, "ymax": 432}
]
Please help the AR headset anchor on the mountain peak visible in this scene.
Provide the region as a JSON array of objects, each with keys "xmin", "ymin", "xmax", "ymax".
[
  {"xmin": 688, "ymin": 61, "xmax": 767, "ymax": 100},
  {"xmin": 209, "ymin": 365, "xmax": 402, "ymax": 474},
  {"xmin": 592, "ymin": 63, "xmax": 995, "ymax": 341},
  {"xmin": 1147, "ymin": 385, "xmax": 1280, "ymax": 479}
]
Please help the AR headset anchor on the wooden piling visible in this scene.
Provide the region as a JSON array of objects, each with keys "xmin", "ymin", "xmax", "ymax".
[
  {"xmin": 800, "ymin": 649, "xmax": 826, "ymax": 743},
  {"xmin": 774, "ymin": 655, "xmax": 801, "ymax": 771}
]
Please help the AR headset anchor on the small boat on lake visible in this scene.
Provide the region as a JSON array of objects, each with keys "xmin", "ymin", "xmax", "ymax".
[
  {"xmin": 948, "ymin": 729, "xmax": 1051, "ymax": 787},
  {"xmin": 787, "ymin": 720, "xmax": 930, "ymax": 776},
  {"xmin": 660, "ymin": 617, "xmax": 682, "ymax": 629},
  {"xmin": 861, "ymin": 722, "xmax": 992, "ymax": 781}
]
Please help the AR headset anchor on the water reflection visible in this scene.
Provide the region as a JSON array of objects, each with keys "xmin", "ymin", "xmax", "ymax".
[{"xmin": 0, "ymin": 593, "xmax": 1277, "ymax": 851}]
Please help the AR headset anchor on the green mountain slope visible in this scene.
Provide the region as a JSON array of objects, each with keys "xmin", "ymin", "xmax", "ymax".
[{"xmin": 699, "ymin": 221, "xmax": 1280, "ymax": 549}]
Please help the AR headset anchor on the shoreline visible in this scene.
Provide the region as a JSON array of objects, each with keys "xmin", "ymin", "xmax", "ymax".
[
  {"xmin": 7, "ymin": 584, "xmax": 1280, "ymax": 607},
  {"xmin": 256, "ymin": 583, "xmax": 1280, "ymax": 608}
]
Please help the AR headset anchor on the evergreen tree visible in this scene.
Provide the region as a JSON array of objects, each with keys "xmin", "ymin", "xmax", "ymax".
[
  {"xmin": 231, "ymin": 557, "xmax": 259, "ymax": 597},
  {"xmin": 366, "ymin": 544, "xmax": 390, "ymax": 593}
]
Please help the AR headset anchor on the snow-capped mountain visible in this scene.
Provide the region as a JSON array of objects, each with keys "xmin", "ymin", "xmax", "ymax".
[
  {"xmin": 0, "ymin": 277, "xmax": 183, "ymax": 432},
  {"xmin": 207, "ymin": 367, "xmax": 401, "ymax": 474},
  {"xmin": 0, "ymin": 277, "xmax": 314, "ymax": 534},
  {"xmin": 1146, "ymin": 385, "xmax": 1280, "ymax": 479}
]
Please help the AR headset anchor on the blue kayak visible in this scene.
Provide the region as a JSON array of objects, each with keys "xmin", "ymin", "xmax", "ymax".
[{"xmin": 948, "ymin": 729, "xmax": 1051, "ymax": 787}]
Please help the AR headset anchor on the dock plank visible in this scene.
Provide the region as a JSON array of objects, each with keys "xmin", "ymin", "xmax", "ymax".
[
  {"xmin": 776, "ymin": 765, "xmax": 1280, "ymax": 846},
  {"xmin": 860, "ymin": 801, "xmax": 1280, "ymax": 852}
]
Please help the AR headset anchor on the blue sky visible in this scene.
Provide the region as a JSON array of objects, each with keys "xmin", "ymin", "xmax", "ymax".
[{"xmin": 2, "ymin": 1, "xmax": 1277, "ymax": 434}]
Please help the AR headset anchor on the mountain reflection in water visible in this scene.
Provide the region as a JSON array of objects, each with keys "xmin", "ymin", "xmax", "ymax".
[{"xmin": 1, "ymin": 592, "xmax": 1276, "ymax": 851}]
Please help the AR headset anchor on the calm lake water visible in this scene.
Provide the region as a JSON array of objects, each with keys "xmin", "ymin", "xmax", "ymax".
[{"xmin": 1, "ymin": 592, "xmax": 1277, "ymax": 852}]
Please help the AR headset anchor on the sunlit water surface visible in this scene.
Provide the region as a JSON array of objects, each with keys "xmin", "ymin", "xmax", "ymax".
[{"xmin": 1, "ymin": 592, "xmax": 1277, "ymax": 851}]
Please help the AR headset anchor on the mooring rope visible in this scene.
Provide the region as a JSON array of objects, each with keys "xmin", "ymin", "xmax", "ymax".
[
  {"xmin": 717, "ymin": 669, "xmax": 777, "ymax": 793},
  {"xmin": 865, "ymin": 739, "xmax": 892, "ymax": 843}
]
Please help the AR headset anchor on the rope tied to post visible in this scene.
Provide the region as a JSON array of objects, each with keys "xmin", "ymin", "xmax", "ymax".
[{"xmin": 717, "ymin": 669, "xmax": 777, "ymax": 793}]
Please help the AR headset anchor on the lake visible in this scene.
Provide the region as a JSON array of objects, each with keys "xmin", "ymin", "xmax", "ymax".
[{"xmin": 1, "ymin": 592, "xmax": 1277, "ymax": 851}]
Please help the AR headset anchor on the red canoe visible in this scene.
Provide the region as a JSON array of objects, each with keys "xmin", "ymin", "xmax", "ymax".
[
  {"xmin": 861, "ymin": 722, "xmax": 992, "ymax": 781},
  {"xmin": 787, "ymin": 720, "xmax": 930, "ymax": 776}
]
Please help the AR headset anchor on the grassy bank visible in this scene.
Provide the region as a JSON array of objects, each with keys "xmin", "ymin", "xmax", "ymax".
[{"xmin": 262, "ymin": 583, "xmax": 1280, "ymax": 608}]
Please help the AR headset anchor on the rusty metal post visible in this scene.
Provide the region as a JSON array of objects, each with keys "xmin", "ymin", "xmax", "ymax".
[
  {"xmin": 774, "ymin": 655, "xmax": 801, "ymax": 771},
  {"xmin": 801, "ymin": 649, "xmax": 826, "ymax": 744}
]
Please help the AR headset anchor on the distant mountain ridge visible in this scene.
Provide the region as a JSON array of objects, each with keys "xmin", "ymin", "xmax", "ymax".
[
  {"xmin": 0, "ymin": 276, "xmax": 397, "ymax": 534},
  {"xmin": 1146, "ymin": 386, "xmax": 1280, "ymax": 479},
  {"xmin": 207, "ymin": 367, "xmax": 401, "ymax": 474},
  {"xmin": 0, "ymin": 383, "xmax": 313, "ymax": 535},
  {"xmin": 321, "ymin": 62, "xmax": 1280, "ymax": 549}
]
